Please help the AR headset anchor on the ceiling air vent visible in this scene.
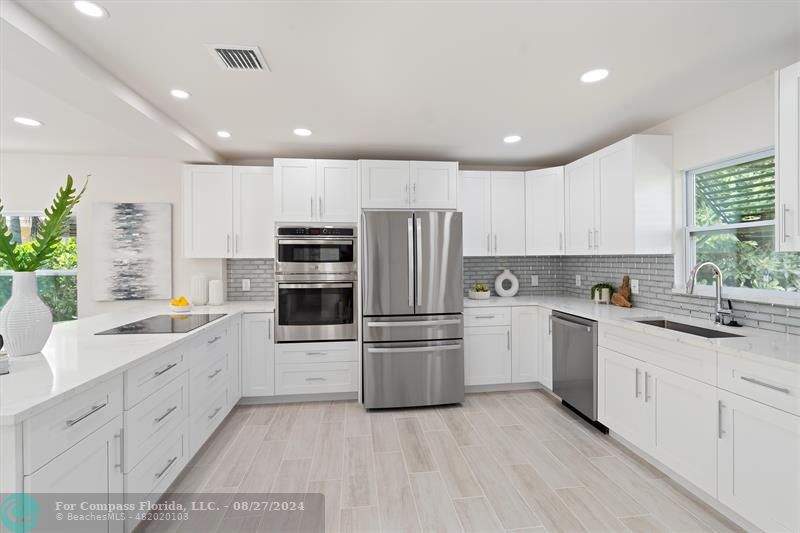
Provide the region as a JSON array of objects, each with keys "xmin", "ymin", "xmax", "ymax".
[{"xmin": 209, "ymin": 45, "xmax": 270, "ymax": 71}]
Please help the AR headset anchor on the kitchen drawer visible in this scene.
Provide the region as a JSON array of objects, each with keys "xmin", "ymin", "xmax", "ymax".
[
  {"xmin": 275, "ymin": 362, "xmax": 357, "ymax": 395},
  {"xmin": 464, "ymin": 307, "xmax": 511, "ymax": 327},
  {"xmin": 190, "ymin": 322, "xmax": 231, "ymax": 367},
  {"xmin": 275, "ymin": 341, "xmax": 357, "ymax": 364},
  {"xmin": 189, "ymin": 387, "xmax": 229, "ymax": 456},
  {"xmin": 124, "ymin": 348, "xmax": 185, "ymax": 408},
  {"xmin": 125, "ymin": 423, "xmax": 187, "ymax": 496},
  {"xmin": 718, "ymin": 352, "xmax": 800, "ymax": 416},
  {"xmin": 124, "ymin": 372, "xmax": 188, "ymax": 472},
  {"xmin": 23, "ymin": 375, "xmax": 123, "ymax": 475},
  {"xmin": 190, "ymin": 351, "xmax": 229, "ymax": 412},
  {"xmin": 599, "ymin": 324, "xmax": 717, "ymax": 385}
]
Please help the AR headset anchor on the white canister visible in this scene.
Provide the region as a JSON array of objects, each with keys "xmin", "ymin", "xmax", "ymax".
[
  {"xmin": 190, "ymin": 275, "xmax": 209, "ymax": 305},
  {"xmin": 208, "ymin": 280, "xmax": 224, "ymax": 306}
]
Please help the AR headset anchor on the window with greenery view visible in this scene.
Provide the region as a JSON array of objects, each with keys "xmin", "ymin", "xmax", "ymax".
[
  {"xmin": 0, "ymin": 215, "xmax": 78, "ymax": 321},
  {"xmin": 686, "ymin": 150, "xmax": 800, "ymax": 294}
]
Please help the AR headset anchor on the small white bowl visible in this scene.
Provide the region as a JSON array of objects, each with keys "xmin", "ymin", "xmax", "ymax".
[
  {"xmin": 170, "ymin": 304, "xmax": 192, "ymax": 314},
  {"xmin": 468, "ymin": 290, "xmax": 491, "ymax": 300}
]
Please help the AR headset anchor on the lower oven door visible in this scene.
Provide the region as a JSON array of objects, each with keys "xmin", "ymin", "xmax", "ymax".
[
  {"xmin": 363, "ymin": 339, "xmax": 464, "ymax": 409},
  {"xmin": 276, "ymin": 282, "xmax": 357, "ymax": 342}
]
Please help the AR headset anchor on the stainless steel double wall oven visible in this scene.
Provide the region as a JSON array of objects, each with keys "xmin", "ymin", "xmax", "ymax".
[{"xmin": 274, "ymin": 225, "xmax": 357, "ymax": 343}]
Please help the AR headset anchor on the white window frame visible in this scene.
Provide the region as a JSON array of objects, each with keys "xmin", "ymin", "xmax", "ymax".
[{"xmin": 683, "ymin": 148, "xmax": 799, "ymax": 304}]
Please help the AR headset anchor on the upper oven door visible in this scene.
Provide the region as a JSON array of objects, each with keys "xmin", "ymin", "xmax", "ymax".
[{"xmin": 275, "ymin": 238, "xmax": 356, "ymax": 274}]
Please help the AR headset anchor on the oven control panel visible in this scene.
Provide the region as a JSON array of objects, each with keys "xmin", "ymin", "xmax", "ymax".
[{"xmin": 276, "ymin": 226, "xmax": 356, "ymax": 237}]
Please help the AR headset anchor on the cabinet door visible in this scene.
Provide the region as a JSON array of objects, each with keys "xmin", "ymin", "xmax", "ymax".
[
  {"xmin": 183, "ymin": 165, "xmax": 233, "ymax": 258},
  {"xmin": 459, "ymin": 171, "xmax": 492, "ymax": 256},
  {"xmin": 650, "ymin": 366, "xmax": 718, "ymax": 496},
  {"xmin": 511, "ymin": 307, "xmax": 539, "ymax": 383},
  {"xmin": 316, "ymin": 160, "xmax": 358, "ymax": 222},
  {"xmin": 597, "ymin": 347, "xmax": 653, "ymax": 450},
  {"xmin": 464, "ymin": 326, "xmax": 511, "ymax": 386},
  {"xmin": 360, "ymin": 160, "xmax": 410, "ymax": 209},
  {"xmin": 778, "ymin": 61, "xmax": 800, "ymax": 252},
  {"xmin": 595, "ymin": 139, "xmax": 634, "ymax": 254},
  {"xmin": 410, "ymin": 161, "xmax": 458, "ymax": 209},
  {"xmin": 718, "ymin": 390, "xmax": 800, "ymax": 532},
  {"xmin": 233, "ymin": 166, "xmax": 273, "ymax": 258},
  {"xmin": 538, "ymin": 308, "xmax": 553, "ymax": 390},
  {"xmin": 242, "ymin": 313, "xmax": 275, "ymax": 397},
  {"xmin": 490, "ymin": 172, "xmax": 526, "ymax": 255},
  {"xmin": 564, "ymin": 156, "xmax": 596, "ymax": 255},
  {"xmin": 228, "ymin": 316, "xmax": 242, "ymax": 406},
  {"xmin": 25, "ymin": 419, "xmax": 123, "ymax": 532},
  {"xmin": 274, "ymin": 158, "xmax": 316, "ymax": 222},
  {"xmin": 525, "ymin": 167, "xmax": 564, "ymax": 255}
]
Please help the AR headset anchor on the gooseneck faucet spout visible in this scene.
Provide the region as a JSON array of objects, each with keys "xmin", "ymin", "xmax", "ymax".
[{"xmin": 686, "ymin": 262, "xmax": 732, "ymax": 325}]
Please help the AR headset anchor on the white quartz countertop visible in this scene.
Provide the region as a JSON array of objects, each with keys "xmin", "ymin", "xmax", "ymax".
[
  {"xmin": 0, "ymin": 301, "xmax": 273, "ymax": 425},
  {"xmin": 465, "ymin": 295, "xmax": 800, "ymax": 369}
]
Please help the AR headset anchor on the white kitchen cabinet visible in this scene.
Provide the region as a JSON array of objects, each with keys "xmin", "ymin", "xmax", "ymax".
[
  {"xmin": 361, "ymin": 160, "xmax": 458, "ymax": 209},
  {"xmin": 458, "ymin": 171, "xmax": 525, "ymax": 256},
  {"xmin": 525, "ymin": 167, "xmax": 565, "ymax": 255},
  {"xmin": 317, "ymin": 159, "xmax": 359, "ymax": 222},
  {"xmin": 597, "ymin": 347, "xmax": 653, "ymax": 450},
  {"xmin": 718, "ymin": 389, "xmax": 800, "ymax": 532},
  {"xmin": 242, "ymin": 313, "xmax": 275, "ymax": 397},
  {"xmin": 410, "ymin": 161, "xmax": 458, "ymax": 209},
  {"xmin": 24, "ymin": 419, "xmax": 124, "ymax": 532},
  {"xmin": 273, "ymin": 159, "xmax": 316, "ymax": 221},
  {"xmin": 274, "ymin": 159, "xmax": 357, "ymax": 223},
  {"xmin": 564, "ymin": 135, "xmax": 672, "ymax": 255},
  {"xmin": 538, "ymin": 307, "xmax": 553, "ymax": 390},
  {"xmin": 511, "ymin": 306, "xmax": 540, "ymax": 383},
  {"xmin": 465, "ymin": 325, "xmax": 511, "ymax": 386},
  {"xmin": 777, "ymin": 61, "xmax": 800, "ymax": 252},
  {"xmin": 184, "ymin": 164, "xmax": 273, "ymax": 258},
  {"xmin": 228, "ymin": 315, "xmax": 242, "ymax": 406}
]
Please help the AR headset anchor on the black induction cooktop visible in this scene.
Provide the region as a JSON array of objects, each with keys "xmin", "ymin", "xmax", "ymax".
[{"xmin": 96, "ymin": 314, "xmax": 226, "ymax": 335}]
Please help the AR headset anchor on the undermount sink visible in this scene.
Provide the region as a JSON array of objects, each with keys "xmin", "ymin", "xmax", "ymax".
[{"xmin": 634, "ymin": 319, "xmax": 744, "ymax": 339}]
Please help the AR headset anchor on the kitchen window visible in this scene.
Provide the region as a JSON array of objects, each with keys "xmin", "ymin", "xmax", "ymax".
[
  {"xmin": 685, "ymin": 150, "xmax": 800, "ymax": 298},
  {"xmin": 0, "ymin": 214, "xmax": 78, "ymax": 322}
]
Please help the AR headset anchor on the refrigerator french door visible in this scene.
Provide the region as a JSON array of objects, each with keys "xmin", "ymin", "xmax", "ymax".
[{"xmin": 362, "ymin": 211, "xmax": 464, "ymax": 408}]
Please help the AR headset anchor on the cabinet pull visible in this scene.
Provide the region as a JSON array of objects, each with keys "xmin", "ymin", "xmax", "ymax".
[
  {"xmin": 588, "ymin": 229, "xmax": 593, "ymax": 249},
  {"xmin": 66, "ymin": 402, "xmax": 107, "ymax": 427},
  {"xmin": 208, "ymin": 406, "xmax": 222, "ymax": 420},
  {"xmin": 235, "ymin": 234, "xmax": 239, "ymax": 254},
  {"xmin": 594, "ymin": 229, "xmax": 599, "ymax": 249},
  {"xmin": 474, "ymin": 315, "xmax": 495, "ymax": 319},
  {"xmin": 305, "ymin": 352, "xmax": 328, "ymax": 356},
  {"xmin": 305, "ymin": 377, "xmax": 327, "ymax": 382},
  {"xmin": 644, "ymin": 371, "xmax": 650, "ymax": 402},
  {"xmin": 208, "ymin": 368, "xmax": 223, "ymax": 380},
  {"xmin": 412, "ymin": 182, "xmax": 417, "ymax": 203},
  {"xmin": 155, "ymin": 456, "xmax": 178, "ymax": 479},
  {"xmin": 154, "ymin": 362, "xmax": 178, "ymax": 377},
  {"xmin": 506, "ymin": 330, "xmax": 510, "ymax": 350},
  {"xmin": 494, "ymin": 234, "xmax": 498, "ymax": 255},
  {"xmin": 154, "ymin": 405, "xmax": 178, "ymax": 423},
  {"xmin": 207, "ymin": 335, "xmax": 222, "ymax": 345},
  {"xmin": 559, "ymin": 232, "xmax": 563, "ymax": 251},
  {"xmin": 548, "ymin": 315, "xmax": 552, "ymax": 335},
  {"xmin": 319, "ymin": 196, "xmax": 323, "ymax": 218},
  {"xmin": 783, "ymin": 204, "xmax": 791, "ymax": 242},
  {"xmin": 717, "ymin": 400, "xmax": 725, "ymax": 439},
  {"xmin": 487, "ymin": 234, "xmax": 491, "ymax": 254},
  {"xmin": 405, "ymin": 184, "xmax": 410, "ymax": 203},
  {"xmin": 740, "ymin": 376, "xmax": 790, "ymax": 394},
  {"xmin": 114, "ymin": 429, "xmax": 123, "ymax": 471},
  {"xmin": 634, "ymin": 368, "xmax": 640, "ymax": 398},
  {"xmin": 268, "ymin": 317, "xmax": 272, "ymax": 340},
  {"xmin": 226, "ymin": 234, "xmax": 231, "ymax": 254}
]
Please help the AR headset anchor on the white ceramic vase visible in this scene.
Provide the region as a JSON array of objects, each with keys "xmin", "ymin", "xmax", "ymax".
[{"xmin": 0, "ymin": 272, "xmax": 53, "ymax": 357}]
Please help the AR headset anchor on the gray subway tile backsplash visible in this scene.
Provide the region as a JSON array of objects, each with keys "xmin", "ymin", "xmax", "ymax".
[{"xmin": 227, "ymin": 259, "xmax": 274, "ymax": 301}]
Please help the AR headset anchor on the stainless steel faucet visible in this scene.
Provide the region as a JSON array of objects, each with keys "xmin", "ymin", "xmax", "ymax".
[{"xmin": 686, "ymin": 261, "xmax": 733, "ymax": 325}]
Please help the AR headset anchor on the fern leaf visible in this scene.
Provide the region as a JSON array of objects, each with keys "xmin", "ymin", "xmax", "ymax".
[
  {"xmin": 27, "ymin": 175, "xmax": 87, "ymax": 271},
  {"xmin": 0, "ymin": 201, "xmax": 20, "ymax": 271}
]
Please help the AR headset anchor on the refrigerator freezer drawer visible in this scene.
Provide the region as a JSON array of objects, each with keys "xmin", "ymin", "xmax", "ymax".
[
  {"xmin": 363, "ymin": 340, "xmax": 464, "ymax": 408},
  {"xmin": 362, "ymin": 314, "xmax": 463, "ymax": 343}
]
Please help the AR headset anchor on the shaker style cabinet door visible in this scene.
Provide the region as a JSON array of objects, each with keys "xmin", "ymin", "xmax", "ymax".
[
  {"xmin": 489, "ymin": 171, "xmax": 526, "ymax": 256},
  {"xmin": 316, "ymin": 160, "xmax": 358, "ymax": 222},
  {"xmin": 242, "ymin": 313, "xmax": 275, "ymax": 397},
  {"xmin": 538, "ymin": 307, "xmax": 553, "ymax": 390},
  {"xmin": 360, "ymin": 160, "xmax": 411, "ymax": 209},
  {"xmin": 274, "ymin": 158, "xmax": 317, "ymax": 222},
  {"xmin": 597, "ymin": 347, "xmax": 653, "ymax": 450},
  {"xmin": 464, "ymin": 326, "xmax": 511, "ymax": 386},
  {"xmin": 410, "ymin": 161, "xmax": 458, "ymax": 209},
  {"xmin": 233, "ymin": 166, "xmax": 273, "ymax": 258},
  {"xmin": 595, "ymin": 138, "xmax": 634, "ymax": 254},
  {"xmin": 459, "ymin": 171, "xmax": 492, "ymax": 256},
  {"xmin": 564, "ymin": 155, "xmax": 596, "ymax": 255},
  {"xmin": 511, "ymin": 306, "xmax": 540, "ymax": 383},
  {"xmin": 183, "ymin": 165, "xmax": 234, "ymax": 258},
  {"xmin": 777, "ymin": 61, "xmax": 800, "ymax": 252},
  {"xmin": 525, "ymin": 167, "xmax": 565, "ymax": 255}
]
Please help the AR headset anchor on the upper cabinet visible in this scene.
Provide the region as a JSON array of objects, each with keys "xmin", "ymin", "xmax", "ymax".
[
  {"xmin": 564, "ymin": 135, "xmax": 672, "ymax": 255},
  {"xmin": 777, "ymin": 61, "xmax": 800, "ymax": 252},
  {"xmin": 361, "ymin": 160, "xmax": 458, "ymax": 209},
  {"xmin": 459, "ymin": 171, "xmax": 526, "ymax": 256},
  {"xmin": 183, "ymin": 165, "xmax": 273, "ymax": 258},
  {"xmin": 525, "ymin": 167, "xmax": 565, "ymax": 255},
  {"xmin": 274, "ymin": 158, "xmax": 358, "ymax": 223}
]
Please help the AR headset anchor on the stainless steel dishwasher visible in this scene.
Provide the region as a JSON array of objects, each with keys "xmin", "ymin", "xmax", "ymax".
[{"xmin": 551, "ymin": 311, "xmax": 603, "ymax": 428}]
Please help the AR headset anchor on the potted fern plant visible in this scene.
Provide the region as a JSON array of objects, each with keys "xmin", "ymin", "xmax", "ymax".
[{"xmin": 0, "ymin": 176, "xmax": 86, "ymax": 356}]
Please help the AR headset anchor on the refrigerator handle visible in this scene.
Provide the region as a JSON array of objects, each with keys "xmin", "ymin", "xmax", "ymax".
[
  {"xmin": 416, "ymin": 217, "xmax": 422, "ymax": 306},
  {"xmin": 407, "ymin": 217, "xmax": 414, "ymax": 307}
]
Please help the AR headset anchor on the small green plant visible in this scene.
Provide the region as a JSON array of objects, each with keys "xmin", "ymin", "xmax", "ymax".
[
  {"xmin": 590, "ymin": 282, "xmax": 614, "ymax": 299},
  {"xmin": 471, "ymin": 282, "xmax": 489, "ymax": 293},
  {"xmin": 0, "ymin": 175, "xmax": 87, "ymax": 272}
]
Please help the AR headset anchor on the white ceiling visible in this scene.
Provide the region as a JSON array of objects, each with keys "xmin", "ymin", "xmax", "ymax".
[{"xmin": 4, "ymin": 0, "xmax": 800, "ymax": 166}]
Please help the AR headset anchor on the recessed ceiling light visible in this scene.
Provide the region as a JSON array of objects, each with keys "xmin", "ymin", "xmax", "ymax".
[
  {"xmin": 293, "ymin": 128, "xmax": 312, "ymax": 137},
  {"xmin": 503, "ymin": 135, "xmax": 521, "ymax": 144},
  {"xmin": 13, "ymin": 117, "xmax": 43, "ymax": 127},
  {"xmin": 73, "ymin": 1, "xmax": 108, "ymax": 18},
  {"xmin": 216, "ymin": 130, "xmax": 231, "ymax": 139},
  {"xmin": 580, "ymin": 68, "xmax": 609, "ymax": 83},
  {"xmin": 170, "ymin": 89, "xmax": 190, "ymax": 99}
]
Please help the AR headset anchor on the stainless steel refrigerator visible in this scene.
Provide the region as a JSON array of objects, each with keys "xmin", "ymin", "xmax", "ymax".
[{"xmin": 361, "ymin": 210, "xmax": 464, "ymax": 409}]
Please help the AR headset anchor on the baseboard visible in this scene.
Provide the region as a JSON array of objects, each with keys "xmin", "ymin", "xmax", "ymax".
[
  {"xmin": 238, "ymin": 392, "xmax": 358, "ymax": 405},
  {"xmin": 465, "ymin": 382, "xmax": 543, "ymax": 393}
]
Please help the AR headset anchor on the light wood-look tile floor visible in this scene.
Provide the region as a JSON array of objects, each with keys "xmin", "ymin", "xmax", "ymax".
[{"xmin": 157, "ymin": 390, "xmax": 745, "ymax": 532}]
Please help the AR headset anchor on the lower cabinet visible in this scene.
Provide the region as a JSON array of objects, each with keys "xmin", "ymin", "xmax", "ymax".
[
  {"xmin": 597, "ymin": 347, "xmax": 654, "ymax": 450},
  {"xmin": 538, "ymin": 307, "xmax": 553, "ymax": 390},
  {"xmin": 465, "ymin": 325, "xmax": 511, "ymax": 386},
  {"xmin": 274, "ymin": 341, "xmax": 358, "ymax": 395},
  {"xmin": 718, "ymin": 390, "xmax": 800, "ymax": 532},
  {"xmin": 511, "ymin": 307, "xmax": 539, "ymax": 383},
  {"xmin": 242, "ymin": 312, "xmax": 275, "ymax": 397}
]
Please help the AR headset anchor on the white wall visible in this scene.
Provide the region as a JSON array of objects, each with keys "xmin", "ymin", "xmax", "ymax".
[
  {"xmin": 0, "ymin": 152, "xmax": 224, "ymax": 317},
  {"xmin": 642, "ymin": 75, "xmax": 775, "ymax": 288}
]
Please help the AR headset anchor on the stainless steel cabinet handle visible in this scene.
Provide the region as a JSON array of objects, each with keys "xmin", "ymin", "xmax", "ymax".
[
  {"xmin": 154, "ymin": 405, "xmax": 177, "ymax": 423},
  {"xmin": 227, "ymin": 234, "xmax": 231, "ymax": 254},
  {"xmin": 559, "ymin": 231, "xmax": 563, "ymax": 251},
  {"xmin": 305, "ymin": 377, "xmax": 327, "ymax": 382},
  {"xmin": 114, "ymin": 429, "xmax": 123, "ymax": 471},
  {"xmin": 487, "ymin": 234, "xmax": 491, "ymax": 254},
  {"xmin": 405, "ymin": 184, "xmax": 410, "ymax": 203},
  {"xmin": 367, "ymin": 343, "xmax": 462, "ymax": 354},
  {"xmin": 506, "ymin": 330, "xmax": 510, "ymax": 350},
  {"xmin": 494, "ymin": 234, "xmax": 498, "ymax": 255},
  {"xmin": 310, "ymin": 196, "xmax": 314, "ymax": 218},
  {"xmin": 474, "ymin": 315, "xmax": 496, "ymax": 319},
  {"xmin": 305, "ymin": 352, "xmax": 328, "ymax": 356},
  {"xmin": 783, "ymin": 204, "xmax": 791, "ymax": 241},
  {"xmin": 412, "ymin": 182, "xmax": 417, "ymax": 203},
  {"xmin": 644, "ymin": 371, "xmax": 650, "ymax": 402},
  {"xmin": 740, "ymin": 376, "xmax": 790, "ymax": 394},
  {"xmin": 594, "ymin": 229, "xmax": 599, "ymax": 249},
  {"xmin": 207, "ymin": 335, "xmax": 222, "ymax": 344},
  {"xmin": 407, "ymin": 218, "xmax": 414, "ymax": 307},
  {"xmin": 367, "ymin": 319, "xmax": 461, "ymax": 327},
  {"xmin": 208, "ymin": 368, "xmax": 223, "ymax": 380},
  {"xmin": 208, "ymin": 406, "xmax": 222, "ymax": 420},
  {"xmin": 154, "ymin": 362, "xmax": 178, "ymax": 377},
  {"xmin": 319, "ymin": 196, "xmax": 323, "ymax": 218},
  {"xmin": 268, "ymin": 317, "xmax": 272, "ymax": 340},
  {"xmin": 235, "ymin": 234, "xmax": 239, "ymax": 254},
  {"xmin": 66, "ymin": 402, "xmax": 107, "ymax": 427},
  {"xmin": 718, "ymin": 400, "xmax": 725, "ymax": 438},
  {"xmin": 635, "ymin": 368, "xmax": 640, "ymax": 398},
  {"xmin": 155, "ymin": 456, "xmax": 178, "ymax": 479},
  {"xmin": 588, "ymin": 229, "xmax": 592, "ymax": 249},
  {"xmin": 416, "ymin": 217, "xmax": 422, "ymax": 306}
]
